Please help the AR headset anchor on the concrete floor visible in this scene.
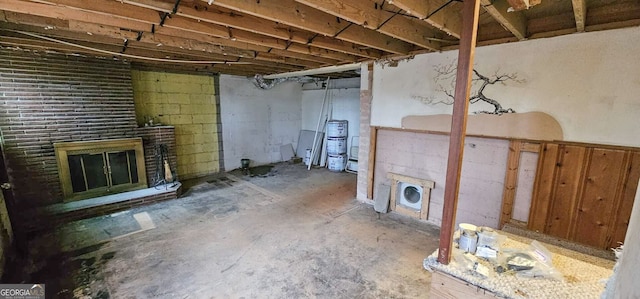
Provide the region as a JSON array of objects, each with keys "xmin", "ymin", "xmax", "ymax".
[{"xmin": 9, "ymin": 163, "xmax": 441, "ymax": 298}]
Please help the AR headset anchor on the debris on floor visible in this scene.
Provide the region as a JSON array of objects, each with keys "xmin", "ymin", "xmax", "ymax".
[{"xmin": 4, "ymin": 163, "xmax": 441, "ymax": 298}]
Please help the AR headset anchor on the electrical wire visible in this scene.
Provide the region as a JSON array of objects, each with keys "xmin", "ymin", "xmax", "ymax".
[{"xmin": 11, "ymin": 30, "xmax": 252, "ymax": 65}]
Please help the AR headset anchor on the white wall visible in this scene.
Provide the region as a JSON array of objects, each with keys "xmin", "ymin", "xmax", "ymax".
[
  {"xmin": 371, "ymin": 27, "xmax": 640, "ymax": 147},
  {"xmin": 220, "ymin": 75, "xmax": 302, "ymax": 170},
  {"xmin": 302, "ymin": 78, "xmax": 360, "ymax": 159}
]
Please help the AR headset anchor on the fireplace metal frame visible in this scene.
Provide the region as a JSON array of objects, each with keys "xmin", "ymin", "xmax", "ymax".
[{"xmin": 54, "ymin": 138, "xmax": 148, "ymax": 202}]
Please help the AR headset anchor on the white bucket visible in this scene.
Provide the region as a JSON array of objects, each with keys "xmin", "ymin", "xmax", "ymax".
[
  {"xmin": 304, "ymin": 149, "xmax": 312, "ymax": 166},
  {"xmin": 327, "ymin": 120, "xmax": 348, "ymax": 138},
  {"xmin": 327, "ymin": 137, "xmax": 347, "ymax": 155},
  {"xmin": 327, "ymin": 154, "xmax": 346, "ymax": 172}
]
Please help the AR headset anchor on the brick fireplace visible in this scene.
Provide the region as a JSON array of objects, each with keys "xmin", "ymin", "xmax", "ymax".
[{"xmin": 0, "ymin": 47, "xmax": 180, "ymax": 231}]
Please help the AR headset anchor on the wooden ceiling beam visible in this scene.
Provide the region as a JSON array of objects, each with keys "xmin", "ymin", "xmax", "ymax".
[
  {"xmin": 122, "ymin": 0, "xmax": 383, "ymax": 59},
  {"xmin": 2, "ymin": 1, "xmax": 348, "ymax": 66},
  {"xmin": 480, "ymin": 0, "xmax": 527, "ymax": 40},
  {"xmin": 266, "ymin": 48, "xmax": 340, "ymax": 66},
  {"xmin": 1, "ymin": 23, "xmax": 311, "ymax": 71},
  {"xmin": 572, "ymin": 0, "xmax": 587, "ymax": 32},
  {"xmin": 295, "ymin": 0, "xmax": 441, "ymax": 51},
  {"xmin": 386, "ymin": 0, "xmax": 462, "ymax": 39},
  {"xmin": 0, "ymin": 12, "xmax": 339, "ymax": 71},
  {"xmin": 200, "ymin": 0, "xmax": 415, "ymax": 54},
  {"xmin": 1, "ymin": 34, "xmax": 301, "ymax": 77},
  {"xmin": 0, "ymin": 11, "xmax": 252, "ymax": 58},
  {"xmin": 27, "ymin": 0, "xmax": 359, "ymax": 62},
  {"xmin": 2, "ymin": 0, "xmax": 150, "ymax": 31}
]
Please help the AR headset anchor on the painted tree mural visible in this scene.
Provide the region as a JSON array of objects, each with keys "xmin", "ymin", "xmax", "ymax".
[{"xmin": 413, "ymin": 62, "xmax": 524, "ymax": 115}]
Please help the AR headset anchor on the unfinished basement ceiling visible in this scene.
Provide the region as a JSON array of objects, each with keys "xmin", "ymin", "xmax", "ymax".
[{"xmin": 0, "ymin": 0, "xmax": 638, "ymax": 77}]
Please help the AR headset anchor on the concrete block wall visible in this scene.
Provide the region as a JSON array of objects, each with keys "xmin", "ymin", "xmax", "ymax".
[
  {"xmin": 374, "ymin": 129, "xmax": 509, "ymax": 228},
  {"xmin": 0, "ymin": 47, "xmax": 138, "ymax": 208},
  {"xmin": 357, "ymin": 64, "xmax": 373, "ymax": 201},
  {"xmin": 219, "ymin": 75, "xmax": 302, "ymax": 170},
  {"xmin": 131, "ymin": 70, "xmax": 222, "ymax": 179}
]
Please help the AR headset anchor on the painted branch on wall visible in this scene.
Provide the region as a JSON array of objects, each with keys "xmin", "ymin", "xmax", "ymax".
[{"xmin": 413, "ymin": 62, "xmax": 525, "ymax": 115}]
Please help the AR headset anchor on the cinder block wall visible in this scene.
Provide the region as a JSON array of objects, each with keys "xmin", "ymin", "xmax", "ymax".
[
  {"xmin": 131, "ymin": 70, "xmax": 222, "ymax": 179},
  {"xmin": 219, "ymin": 75, "xmax": 302, "ymax": 170},
  {"xmin": 374, "ymin": 129, "xmax": 510, "ymax": 228},
  {"xmin": 0, "ymin": 48, "xmax": 138, "ymax": 208},
  {"xmin": 357, "ymin": 64, "xmax": 373, "ymax": 201}
]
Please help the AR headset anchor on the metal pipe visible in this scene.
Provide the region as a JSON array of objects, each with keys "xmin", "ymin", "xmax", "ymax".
[
  {"xmin": 263, "ymin": 63, "xmax": 362, "ymax": 80},
  {"xmin": 308, "ymin": 77, "xmax": 331, "ymax": 170}
]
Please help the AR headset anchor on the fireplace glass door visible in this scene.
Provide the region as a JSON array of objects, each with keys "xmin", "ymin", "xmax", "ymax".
[
  {"xmin": 67, "ymin": 150, "xmax": 139, "ymax": 193},
  {"xmin": 55, "ymin": 138, "xmax": 147, "ymax": 202}
]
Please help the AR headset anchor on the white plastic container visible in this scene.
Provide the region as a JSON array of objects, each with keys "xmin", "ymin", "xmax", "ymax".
[
  {"xmin": 304, "ymin": 149, "xmax": 312, "ymax": 166},
  {"xmin": 327, "ymin": 120, "xmax": 348, "ymax": 138},
  {"xmin": 327, "ymin": 137, "xmax": 347, "ymax": 155},
  {"xmin": 327, "ymin": 154, "xmax": 346, "ymax": 172}
]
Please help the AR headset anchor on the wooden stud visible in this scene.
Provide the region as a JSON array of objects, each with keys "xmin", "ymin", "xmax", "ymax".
[
  {"xmin": 480, "ymin": 0, "xmax": 527, "ymax": 40},
  {"xmin": 367, "ymin": 126, "xmax": 378, "ymax": 199},
  {"xmin": 202, "ymin": 0, "xmax": 415, "ymax": 54},
  {"xmin": 572, "ymin": 0, "xmax": 587, "ymax": 32},
  {"xmin": 387, "ymin": 0, "xmax": 462, "ymax": 39},
  {"xmin": 499, "ymin": 140, "xmax": 521, "ymax": 228},
  {"xmin": 520, "ymin": 142, "xmax": 541, "ymax": 153},
  {"xmin": 389, "ymin": 177, "xmax": 398, "ymax": 211},
  {"xmin": 437, "ymin": 0, "xmax": 481, "ymax": 265},
  {"xmin": 295, "ymin": 0, "xmax": 441, "ymax": 51}
]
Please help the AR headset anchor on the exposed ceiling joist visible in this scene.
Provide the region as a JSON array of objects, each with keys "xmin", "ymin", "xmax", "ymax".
[
  {"xmin": 0, "ymin": 0, "xmax": 357, "ymax": 68},
  {"xmin": 102, "ymin": 0, "xmax": 358, "ymax": 62},
  {"xmin": 480, "ymin": 0, "xmax": 527, "ymax": 40},
  {"xmin": 294, "ymin": 0, "xmax": 442, "ymax": 51},
  {"xmin": 572, "ymin": 0, "xmax": 587, "ymax": 32},
  {"xmin": 0, "ymin": 0, "xmax": 638, "ymax": 76},
  {"xmin": 506, "ymin": 0, "xmax": 541, "ymax": 11},
  {"xmin": 387, "ymin": 0, "xmax": 462, "ymax": 39},
  {"xmin": 122, "ymin": 0, "xmax": 383, "ymax": 59},
  {"xmin": 200, "ymin": 0, "xmax": 416, "ymax": 54}
]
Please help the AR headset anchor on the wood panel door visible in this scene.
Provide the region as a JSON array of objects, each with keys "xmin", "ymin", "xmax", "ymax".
[{"xmin": 527, "ymin": 143, "xmax": 640, "ymax": 249}]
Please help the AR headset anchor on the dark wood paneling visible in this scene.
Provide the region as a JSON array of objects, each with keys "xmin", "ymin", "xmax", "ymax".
[
  {"xmin": 528, "ymin": 141, "xmax": 640, "ymax": 249},
  {"xmin": 573, "ymin": 149, "xmax": 626, "ymax": 247},
  {"xmin": 609, "ymin": 152, "xmax": 640, "ymax": 248},
  {"xmin": 500, "ymin": 140, "xmax": 521, "ymax": 228},
  {"xmin": 545, "ymin": 145, "xmax": 586, "ymax": 239},
  {"xmin": 528, "ymin": 143, "xmax": 559, "ymax": 232}
]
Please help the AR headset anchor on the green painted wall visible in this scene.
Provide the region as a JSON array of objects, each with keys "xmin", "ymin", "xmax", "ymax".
[{"xmin": 132, "ymin": 70, "xmax": 220, "ymax": 179}]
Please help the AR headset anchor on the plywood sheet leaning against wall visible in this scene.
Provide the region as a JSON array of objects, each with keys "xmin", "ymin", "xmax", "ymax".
[{"xmin": 401, "ymin": 111, "xmax": 563, "ymax": 141}]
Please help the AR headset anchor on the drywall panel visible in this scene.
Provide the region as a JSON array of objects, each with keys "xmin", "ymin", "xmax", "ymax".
[
  {"xmin": 371, "ymin": 27, "xmax": 640, "ymax": 147},
  {"xmin": 302, "ymin": 88, "xmax": 360, "ymax": 155},
  {"xmin": 374, "ymin": 129, "xmax": 509, "ymax": 228},
  {"xmin": 220, "ymin": 75, "xmax": 302, "ymax": 170}
]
